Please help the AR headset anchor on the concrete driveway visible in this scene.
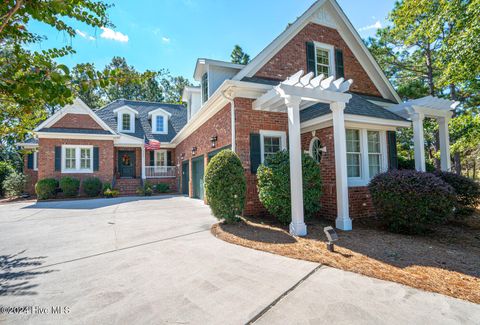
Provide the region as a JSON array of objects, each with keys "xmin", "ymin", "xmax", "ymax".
[{"xmin": 0, "ymin": 196, "xmax": 479, "ymax": 324}]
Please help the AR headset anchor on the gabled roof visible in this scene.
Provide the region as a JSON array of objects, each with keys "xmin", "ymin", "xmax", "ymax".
[
  {"xmin": 34, "ymin": 98, "xmax": 116, "ymax": 134},
  {"xmin": 194, "ymin": 58, "xmax": 244, "ymax": 81},
  {"xmin": 96, "ymin": 100, "xmax": 187, "ymax": 142},
  {"xmin": 233, "ymin": 0, "xmax": 401, "ymax": 103}
]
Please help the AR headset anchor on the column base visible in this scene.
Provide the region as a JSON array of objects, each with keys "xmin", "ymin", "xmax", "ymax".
[
  {"xmin": 335, "ymin": 217, "xmax": 352, "ymax": 231},
  {"xmin": 289, "ymin": 221, "xmax": 307, "ymax": 236}
]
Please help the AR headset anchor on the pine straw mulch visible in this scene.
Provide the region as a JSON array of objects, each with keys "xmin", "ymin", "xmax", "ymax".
[{"xmin": 211, "ymin": 212, "xmax": 480, "ymax": 304}]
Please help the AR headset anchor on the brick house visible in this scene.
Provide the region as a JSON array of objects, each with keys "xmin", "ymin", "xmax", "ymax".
[{"xmin": 20, "ymin": 0, "xmax": 430, "ymax": 232}]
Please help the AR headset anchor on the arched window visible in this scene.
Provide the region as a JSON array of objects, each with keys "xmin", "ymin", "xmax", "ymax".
[{"xmin": 309, "ymin": 137, "xmax": 323, "ymax": 163}]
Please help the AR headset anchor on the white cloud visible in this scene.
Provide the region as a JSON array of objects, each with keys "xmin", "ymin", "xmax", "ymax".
[
  {"xmin": 162, "ymin": 36, "xmax": 170, "ymax": 43},
  {"xmin": 358, "ymin": 20, "xmax": 382, "ymax": 32},
  {"xmin": 88, "ymin": 36, "xmax": 96, "ymax": 41},
  {"xmin": 76, "ymin": 29, "xmax": 96, "ymax": 41},
  {"xmin": 100, "ymin": 27, "xmax": 129, "ymax": 43}
]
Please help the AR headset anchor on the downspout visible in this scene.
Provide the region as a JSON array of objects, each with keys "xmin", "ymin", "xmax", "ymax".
[{"xmin": 222, "ymin": 88, "xmax": 236, "ymax": 153}]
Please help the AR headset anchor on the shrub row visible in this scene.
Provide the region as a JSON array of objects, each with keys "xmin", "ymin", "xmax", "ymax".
[
  {"xmin": 36, "ymin": 177, "xmax": 108, "ymax": 200},
  {"xmin": 369, "ymin": 169, "xmax": 480, "ymax": 234},
  {"xmin": 136, "ymin": 182, "xmax": 170, "ymax": 196}
]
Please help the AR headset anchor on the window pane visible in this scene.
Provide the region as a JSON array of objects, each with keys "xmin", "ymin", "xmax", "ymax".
[
  {"xmin": 369, "ymin": 154, "xmax": 381, "ymax": 177},
  {"xmin": 122, "ymin": 113, "xmax": 130, "ymax": 130},
  {"xmin": 316, "ymin": 48, "xmax": 330, "ymax": 76},
  {"xmin": 155, "ymin": 151, "xmax": 167, "ymax": 166},
  {"xmin": 80, "ymin": 148, "xmax": 91, "ymax": 169},
  {"xmin": 156, "ymin": 116, "xmax": 164, "ymax": 132},
  {"xmin": 65, "ymin": 148, "xmax": 76, "ymax": 169},
  {"xmin": 346, "ymin": 129, "xmax": 360, "ymax": 153},
  {"xmin": 263, "ymin": 136, "xmax": 282, "ymax": 161},
  {"xmin": 367, "ymin": 131, "xmax": 380, "ymax": 153},
  {"xmin": 346, "ymin": 130, "xmax": 361, "ymax": 178}
]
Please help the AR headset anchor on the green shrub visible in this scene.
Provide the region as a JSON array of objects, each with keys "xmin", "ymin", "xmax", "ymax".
[
  {"xmin": 0, "ymin": 161, "xmax": 14, "ymax": 197},
  {"xmin": 2, "ymin": 171, "xmax": 27, "ymax": 198},
  {"xmin": 82, "ymin": 177, "xmax": 103, "ymax": 197},
  {"xmin": 433, "ymin": 171, "xmax": 480, "ymax": 217},
  {"xmin": 257, "ymin": 151, "xmax": 323, "ymax": 225},
  {"xmin": 369, "ymin": 170, "xmax": 455, "ymax": 234},
  {"xmin": 59, "ymin": 177, "xmax": 80, "ymax": 198},
  {"xmin": 35, "ymin": 178, "xmax": 58, "ymax": 200},
  {"xmin": 398, "ymin": 156, "xmax": 435, "ymax": 172},
  {"xmin": 155, "ymin": 183, "xmax": 170, "ymax": 193},
  {"xmin": 103, "ymin": 182, "xmax": 112, "ymax": 191},
  {"xmin": 136, "ymin": 182, "xmax": 153, "ymax": 196},
  {"xmin": 205, "ymin": 149, "xmax": 246, "ymax": 223},
  {"xmin": 104, "ymin": 188, "xmax": 119, "ymax": 198}
]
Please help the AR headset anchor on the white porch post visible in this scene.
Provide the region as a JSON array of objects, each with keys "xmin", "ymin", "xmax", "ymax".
[
  {"xmin": 285, "ymin": 95, "xmax": 307, "ymax": 236},
  {"xmin": 141, "ymin": 146, "xmax": 146, "ymax": 179},
  {"xmin": 437, "ymin": 116, "xmax": 451, "ymax": 171},
  {"xmin": 330, "ymin": 102, "xmax": 352, "ymax": 231},
  {"xmin": 412, "ymin": 112, "xmax": 426, "ymax": 172}
]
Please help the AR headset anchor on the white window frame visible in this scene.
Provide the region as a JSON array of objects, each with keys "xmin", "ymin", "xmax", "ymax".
[
  {"xmin": 346, "ymin": 128, "xmax": 387, "ymax": 187},
  {"xmin": 119, "ymin": 112, "xmax": 134, "ymax": 133},
  {"xmin": 314, "ymin": 41, "xmax": 335, "ymax": 77},
  {"xmin": 61, "ymin": 145, "xmax": 94, "ymax": 173},
  {"xmin": 260, "ymin": 130, "xmax": 287, "ymax": 164},
  {"xmin": 152, "ymin": 113, "xmax": 169, "ymax": 135},
  {"xmin": 33, "ymin": 151, "xmax": 38, "ymax": 171},
  {"xmin": 154, "ymin": 149, "xmax": 168, "ymax": 167}
]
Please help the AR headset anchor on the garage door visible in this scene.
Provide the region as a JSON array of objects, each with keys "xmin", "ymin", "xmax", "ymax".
[{"xmin": 191, "ymin": 156, "xmax": 204, "ymax": 200}]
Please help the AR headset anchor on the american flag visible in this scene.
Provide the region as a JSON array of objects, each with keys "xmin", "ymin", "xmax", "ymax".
[{"xmin": 145, "ymin": 139, "xmax": 161, "ymax": 150}]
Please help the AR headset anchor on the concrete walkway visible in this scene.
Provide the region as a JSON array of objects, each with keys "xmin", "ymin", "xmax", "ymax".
[{"xmin": 0, "ymin": 196, "xmax": 478, "ymax": 324}]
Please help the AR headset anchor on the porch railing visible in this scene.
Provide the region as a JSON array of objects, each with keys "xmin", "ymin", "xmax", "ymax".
[{"xmin": 145, "ymin": 166, "xmax": 177, "ymax": 178}]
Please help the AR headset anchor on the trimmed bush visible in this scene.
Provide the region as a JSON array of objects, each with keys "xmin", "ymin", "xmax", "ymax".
[
  {"xmin": 103, "ymin": 182, "xmax": 112, "ymax": 192},
  {"xmin": 82, "ymin": 177, "xmax": 103, "ymax": 197},
  {"xmin": 433, "ymin": 171, "xmax": 480, "ymax": 217},
  {"xmin": 0, "ymin": 161, "xmax": 14, "ymax": 197},
  {"xmin": 104, "ymin": 188, "xmax": 119, "ymax": 198},
  {"xmin": 59, "ymin": 177, "xmax": 80, "ymax": 198},
  {"xmin": 205, "ymin": 149, "xmax": 246, "ymax": 223},
  {"xmin": 2, "ymin": 171, "xmax": 27, "ymax": 198},
  {"xmin": 155, "ymin": 183, "xmax": 170, "ymax": 193},
  {"xmin": 369, "ymin": 170, "xmax": 455, "ymax": 234},
  {"xmin": 136, "ymin": 182, "xmax": 153, "ymax": 196},
  {"xmin": 257, "ymin": 151, "xmax": 323, "ymax": 225},
  {"xmin": 35, "ymin": 178, "xmax": 58, "ymax": 200}
]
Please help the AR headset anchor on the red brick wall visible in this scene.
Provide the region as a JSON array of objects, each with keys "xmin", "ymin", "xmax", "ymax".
[
  {"xmin": 234, "ymin": 98, "xmax": 289, "ymax": 216},
  {"xmin": 52, "ymin": 114, "xmax": 104, "ymax": 130},
  {"xmin": 175, "ymin": 103, "xmax": 232, "ymax": 197},
  {"xmin": 254, "ymin": 22, "xmax": 381, "ymax": 97},
  {"xmin": 23, "ymin": 153, "xmax": 38, "ymax": 195},
  {"xmin": 37, "ymin": 138, "xmax": 114, "ymax": 185},
  {"xmin": 301, "ymin": 126, "xmax": 375, "ymax": 219}
]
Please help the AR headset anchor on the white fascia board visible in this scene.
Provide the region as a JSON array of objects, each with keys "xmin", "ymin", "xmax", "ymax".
[
  {"xmin": 16, "ymin": 142, "xmax": 39, "ymax": 148},
  {"xmin": 36, "ymin": 132, "xmax": 119, "ymax": 140},
  {"xmin": 113, "ymin": 105, "xmax": 139, "ymax": 116},
  {"xmin": 344, "ymin": 114, "xmax": 411, "ymax": 128},
  {"xmin": 194, "ymin": 58, "xmax": 245, "ymax": 81},
  {"xmin": 300, "ymin": 113, "xmax": 333, "ymax": 132},
  {"xmin": 147, "ymin": 108, "xmax": 172, "ymax": 117}
]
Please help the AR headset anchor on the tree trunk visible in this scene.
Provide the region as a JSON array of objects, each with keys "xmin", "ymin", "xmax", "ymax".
[{"xmin": 454, "ymin": 153, "xmax": 462, "ymax": 175}]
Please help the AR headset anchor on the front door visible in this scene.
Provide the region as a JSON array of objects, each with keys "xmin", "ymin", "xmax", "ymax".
[
  {"xmin": 118, "ymin": 150, "xmax": 136, "ymax": 178},
  {"xmin": 182, "ymin": 161, "xmax": 189, "ymax": 195}
]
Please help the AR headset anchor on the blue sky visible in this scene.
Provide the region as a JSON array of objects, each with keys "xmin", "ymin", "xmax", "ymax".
[{"xmin": 29, "ymin": 0, "xmax": 395, "ymax": 83}]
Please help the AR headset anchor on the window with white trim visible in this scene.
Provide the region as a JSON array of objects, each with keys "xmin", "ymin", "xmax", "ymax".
[
  {"xmin": 315, "ymin": 42, "xmax": 334, "ymax": 77},
  {"xmin": 260, "ymin": 130, "xmax": 287, "ymax": 163},
  {"xmin": 33, "ymin": 151, "xmax": 38, "ymax": 171},
  {"xmin": 345, "ymin": 128, "xmax": 387, "ymax": 186},
  {"xmin": 156, "ymin": 116, "xmax": 164, "ymax": 132},
  {"xmin": 122, "ymin": 113, "xmax": 131, "ymax": 131},
  {"xmin": 154, "ymin": 150, "xmax": 168, "ymax": 167},
  {"xmin": 152, "ymin": 113, "xmax": 168, "ymax": 134},
  {"xmin": 62, "ymin": 145, "xmax": 93, "ymax": 173},
  {"xmin": 309, "ymin": 137, "xmax": 323, "ymax": 163}
]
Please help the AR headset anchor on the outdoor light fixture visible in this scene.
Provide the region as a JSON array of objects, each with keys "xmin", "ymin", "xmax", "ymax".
[
  {"xmin": 180, "ymin": 153, "xmax": 185, "ymax": 160},
  {"xmin": 323, "ymin": 226, "xmax": 338, "ymax": 252},
  {"xmin": 210, "ymin": 135, "xmax": 218, "ymax": 148},
  {"xmin": 191, "ymin": 147, "xmax": 197, "ymax": 156}
]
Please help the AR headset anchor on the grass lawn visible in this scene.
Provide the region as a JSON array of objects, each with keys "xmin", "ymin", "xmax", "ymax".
[{"xmin": 212, "ymin": 211, "xmax": 480, "ymax": 304}]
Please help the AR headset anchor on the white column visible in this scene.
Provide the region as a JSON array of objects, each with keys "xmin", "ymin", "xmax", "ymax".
[
  {"xmin": 330, "ymin": 102, "xmax": 352, "ymax": 231},
  {"xmin": 285, "ymin": 95, "xmax": 307, "ymax": 236},
  {"xmin": 437, "ymin": 116, "xmax": 451, "ymax": 171},
  {"xmin": 411, "ymin": 112, "xmax": 426, "ymax": 172},
  {"xmin": 141, "ymin": 146, "xmax": 146, "ymax": 179}
]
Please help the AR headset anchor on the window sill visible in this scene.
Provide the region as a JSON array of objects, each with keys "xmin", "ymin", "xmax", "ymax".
[
  {"xmin": 348, "ymin": 178, "xmax": 370, "ymax": 187},
  {"xmin": 61, "ymin": 170, "xmax": 94, "ymax": 174},
  {"xmin": 152, "ymin": 131, "xmax": 167, "ymax": 135}
]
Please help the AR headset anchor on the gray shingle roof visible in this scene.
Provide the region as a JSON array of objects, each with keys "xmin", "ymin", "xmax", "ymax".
[
  {"xmin": 241, "ymin": 77, "xmax": 406, "ymax": 123},
  {"xmin": 38, "ymin": 128, "xmax": 113, "ymax": 134},
  {"xmin": 95, "ymin": 100, "xmax": 187, "ymax": 142},
  {"xmin": 23, "ymin": 138, "xmax": 38, "ymax": 144}
]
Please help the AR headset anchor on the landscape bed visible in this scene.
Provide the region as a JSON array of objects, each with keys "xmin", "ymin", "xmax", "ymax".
[{"xmin": 212, "ymin": 212, "xmax": 480, "ymax": 304}]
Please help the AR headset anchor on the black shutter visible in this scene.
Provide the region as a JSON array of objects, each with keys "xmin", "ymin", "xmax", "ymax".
[
  {"xmin": 27, "ymin": 153, "xmax": 34, "ymax": 169},
  {"xmin": 167, "ymin": 151, "xmax": 172, "ymax": 166},
  {"xmin": 54, "ymin": 146, "xmax": 61, "ymax": 171},
  {"xmin": 149, "ymin": 151, "xmax": 154, "ymax": 166},
  {"xmin": 387, "ymin": 131, "xmax": 398, "ymax": 170},
  {"xmin": 250, "ymin": 133, "xmax": 261, "ymax": 173},
  {"xmin": 306, "ymin": 41, "xmax": 316, "ymax": 75},
  {"xmin": 93, "ymin": 147, "xmax": 99, "ymax": 171},
  {"xmin": 335, "ymin": 48, "xmax": 344, "ymax": 79}
]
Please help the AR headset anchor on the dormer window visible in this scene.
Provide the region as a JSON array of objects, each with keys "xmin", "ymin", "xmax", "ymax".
[
  {"xmin": 113, "ymin": 106, "xmax": 138, "ymax": 133},
  {"xmin": 149, "ymin": 108, "xmax": 171, "ymax": 135}
]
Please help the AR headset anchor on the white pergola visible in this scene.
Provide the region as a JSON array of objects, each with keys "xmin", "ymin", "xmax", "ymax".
[
  {"xmin": 253, "ymin": 70, "xmax": 354, "ymax": 235},
  {"xmin": 389, "ymin": 96, "xmax": 460, "ymax": 172}
]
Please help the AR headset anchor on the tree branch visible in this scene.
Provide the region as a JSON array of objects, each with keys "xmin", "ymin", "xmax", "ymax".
[{"xmin": 0, "ymin": 0, "xmax": 24, "ymax": 36}]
